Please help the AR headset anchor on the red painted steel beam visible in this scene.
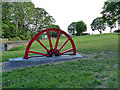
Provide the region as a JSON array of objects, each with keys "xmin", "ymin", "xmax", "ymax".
[
  {"xmin": 57, "ymin": 38, "xmax": 70, "ymax": 53},
  {"xmin": 28, "ymin": 50, "xmax": 49, "ymax": 56},
  {"xmin": 24, "ymin": 37, "xmax": 36, "ymax": 59},
  {"xmin": 47, "ymin": 30, "xmax": 53, "ymax": 52},
  {"xmin": 54, "ymin": 31, "xmax": 61, "ymax": 52},
  {"xmin": 35, "ymin": 38, "xmax": 51, "ymax": 54},
  {"xmin": 59, "ymin": 48, "xmax": 73, "ymax": 55}
]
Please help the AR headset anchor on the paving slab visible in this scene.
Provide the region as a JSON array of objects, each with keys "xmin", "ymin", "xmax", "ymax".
[{"xmin": 3, "ymin": 52, "xmax": 84, "ymax": 70}]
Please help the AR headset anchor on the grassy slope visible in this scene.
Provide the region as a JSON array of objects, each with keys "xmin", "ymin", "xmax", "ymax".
[
  {"xmin": 2, "ymin": 33, "xmax": 118, "ymax": 62},
  {"xmin": 2, "ymin": 33, "xmax": 119, "ymax": 88}
]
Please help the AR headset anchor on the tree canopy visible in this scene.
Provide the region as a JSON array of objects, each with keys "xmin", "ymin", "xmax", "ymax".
[
  {"xmin": 91, "ymin": 17, "xmax": 106, "ymax": 34},
  {"xmin": 101, "ymin": 1, "xmax": 120, "ymax": 33},
  {"xmin": 68, "ymin": 22, "xmax": 76, "ymax": 35},
  {"xmin": 91, "ymin": 1, "xmax": 120, "ymax": 34},
  {"xmin": 2, "ymin": 2, "xmax": 57, "ymax": 40},
  {"xmin": 76, "ymin": 21, "xmax": 87, "ymax": 36},
  {"xmin": 46, "ymin": 25, "xmax": 61, "ymax": 38}
]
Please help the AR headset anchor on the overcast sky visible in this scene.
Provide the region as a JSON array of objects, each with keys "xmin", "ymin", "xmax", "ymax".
[{"xmin": 31, "ymin": 0, "xmax": 117, "ymax": 34}]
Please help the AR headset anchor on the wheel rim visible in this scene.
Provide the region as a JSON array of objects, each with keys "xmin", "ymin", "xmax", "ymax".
[{"xmin": 24, "ymin": 28, "xmax": 76, "ymax": 59}]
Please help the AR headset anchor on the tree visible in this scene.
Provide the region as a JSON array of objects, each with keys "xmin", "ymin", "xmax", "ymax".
[
  {"xmin": 32, "ymin": 8, "xmax": 44, "ymax": 32},
  {"xmin": 2, "ymin": 2, "xmax": 56, "ymax": 40},
  {"xmin": 101, "ymin": 1, "xmax": 120, "ymax": 33},
  {"xmin": 46, "ymin": 25, "xmax": 61, "ymax": 38},
  {"xmin": 43, "ymin": 15, "xmax": 56, "ymax": 29},
  {"xmin": 91, "ymin": 17, "xmax": 106, "ymax": 34},
  {"xmin": 2, "ymin": 2, "xmax": 35, "ymax": 38},
  {"xmin": 2, "ymin": 19, "xmax": 18, "ymax": 38},
  {"xmin": 2, "ymin": 22, "xmax": 10, "ymax": 38},
  {"xmin": 29, "ymin": 8, "xmax": 55, "ymax": 32},
  {"xmin": 68, "ymin": 22, "xmax": 76, "ymax": 35},
  {"xmin": 46, "ymin": 25, "xmax": 60, "ymax": 29},
  {"xmin": 2, "ymin": 2, "xmax": 13, "ymax": 20},
  {"xmin": 76, "ymin": 21, "xmax": 87, "ymax": 36},
  {"xmin": 106, "ymin": 0, "xmax": 119, "ymax": 3}
]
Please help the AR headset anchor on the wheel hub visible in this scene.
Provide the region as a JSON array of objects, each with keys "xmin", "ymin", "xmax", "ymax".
[{"xmin": 47, "ymin": 49, "xmax": 59, "ymax": 57}]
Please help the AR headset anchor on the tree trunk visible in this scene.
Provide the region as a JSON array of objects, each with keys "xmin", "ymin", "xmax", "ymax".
[
  {"xmin": 15, "ymin": 20, "xmax": 18, "ymax": 37},
  {"xmin": 110, "ymin": 27, "xmax": 112, "ymax": 33},
  {"xmin": 35, "ymin": 21, "xmax": 38, "ymax": 32},
  {"xmin": 98, "ymin": 30, "xmax": 102, "ymax": 34},
  {"xmin": 35, "ymin": 25, "xmax": 38, "ymax": 32},
  {"xmin": 15, "ymin": 20, "xmax": 18, "ymax": 28},
  {"xmin": 80, "ymin": 33, "xmax": 82, "ymax": 36},
  {"xmin": 118, "ymin": 20, "xmax": 120, "ymax": 30}
]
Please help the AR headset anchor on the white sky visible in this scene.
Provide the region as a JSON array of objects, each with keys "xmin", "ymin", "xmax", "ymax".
[{"xmin": 31, "ymin": 0, "xmax": 117, "ymax": 34}]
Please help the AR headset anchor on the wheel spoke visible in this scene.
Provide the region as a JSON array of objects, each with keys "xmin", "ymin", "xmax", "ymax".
[
  {"xmin": 35, "ymin": 38, "xmax": 51, "ymax": 54},
  {"xmin": 47, "ymin": 30, "xmax": 53, "ymax": 52},
  {"xmin": 57, "ymin": 38, "xmax": 70, "ymax": 53},
  {"xmin": 54, "ymin": 31, "xmax": 61, "ymax": 52},
  {"xmin": 59, "ymin": 48, "xmax": 73, "ymax": 55},
  {"xmin": 28, "ymin": 50, "xmax": 49, "ymax": 56}
]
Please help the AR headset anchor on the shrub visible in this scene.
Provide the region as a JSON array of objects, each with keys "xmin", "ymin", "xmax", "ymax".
[
  {"xmin": 20, "ymin": 35, "xmax": 26, "ymax": 40},
  {"xmin": 9, "ymin": 37, "xmax": 21, "ymax": 41}
]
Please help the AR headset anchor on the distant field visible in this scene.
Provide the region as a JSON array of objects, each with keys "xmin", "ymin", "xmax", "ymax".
[{"xmin": 2, "ymin": 33, "xmax": 119, "ymax": 88}]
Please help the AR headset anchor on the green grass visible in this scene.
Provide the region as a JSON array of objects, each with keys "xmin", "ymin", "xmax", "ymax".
[
  {"xmin": 2, "ymin": 52, "xmax": 118, "ymax": 88},
  {"xmin": 2, "ymin": 33, "xmax": 118, "ymax": 62},
  {"xmin": 2, "ymin": 33, "xmax": 119, "ymax": 88}
]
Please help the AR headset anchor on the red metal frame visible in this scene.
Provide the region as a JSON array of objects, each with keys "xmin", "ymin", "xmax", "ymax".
[
  {"xmin": 56, "ymin": 38, "xmax": 70, "ymax": 53},
  {"xmin": 54, "ymin": 31, "xmax": 61, "ymax": 52},
  {"xmin": 28, "ymin": 50, "xmax": 49, "ymax": 56},
  {"xmin": 24, "ymin": 28, "xmax": 76, "ymax": 59},
  {"xmin": 47, "ymin": 30, "xmax": 53, "ymax": 52},
  {"xmin": 35, "ymin": 38, "xmax": 51, "ymax": 54}
]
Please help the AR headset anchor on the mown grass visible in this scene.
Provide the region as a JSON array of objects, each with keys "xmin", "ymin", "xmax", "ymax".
[
  {"xmin": 2, "ymin": 52, "xmax": 118, "ymax": 88},
  {"xmin": 2, "ymin": 33, "xmax": 119, "ymax": 88},
  {"xmin": 2, "ymin": 33, "xmax": 118, "ymax": 62}
]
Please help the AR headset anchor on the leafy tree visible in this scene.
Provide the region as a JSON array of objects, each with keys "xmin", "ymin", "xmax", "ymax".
[
  {"xmin": 2, "ymin": 2, "xmax": 33, "ymax": 38},
  {"xmin": 46, "ymin": 25, "xmax": 60, "ymax": 29},
  {"xmin": 28, "ymin": 8, "xmax": 55, "ymax": 32},
  {"xmin": 30, "ymin": 31, "xmax": 37, "ymax": 38},
  {"xmin": 46, "ymin": 25, "xmax": 61, "ymax": 38},
  {"xmin": 101, "ymin": 1, "xmax": 120, "ymax": 33},
  {"xmin": 2, "ymin": 2, "xmax": 13, "ymax": 20},
  {"xmin": 76, "ymin": 21, "xmax": 87, "ymax": 36},
  {"xmin": 20, "ymin": 31, "xmax": 31, "ymax": 40},
  {"xmin": 107, "ymin": 0, "xmax": 119, "ymax": 3},
  {"xmin": 22, "ymin": 2, "xmax": 35, "ymax": 31},
  {"xmin": 2, "ymin": 2, "xmax": 56, "ymax": 40},
  {"xmin": 2, "ymin": 19, "xmax": 18, "ymax": 38},
  {"xmin": 25, "ymin": 31, "xmax": 31, "ymax": 40},
  {"xmin": 68, "ymin": 22, "xmax": 76, "ymax": 35},
  {"xmin": 11, "ymin": 2, "xmax": 35, "ymax": 34},
  {"xmin": 91, "ymin": 17, "xmax": 106, "ymax": 34},
  {"xmin": 42, "ymin": 15, "xmax": 56, "ymax": 31},
  {"xmin": 2, "ymin": 23, "xmax": 10, "ymax": 38},
  {"xmin": 32, "ymin": 8, "xmax": 44, "ymax": 32}
]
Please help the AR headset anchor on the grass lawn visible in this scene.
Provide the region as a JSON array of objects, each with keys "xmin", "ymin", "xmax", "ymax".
[{"xmin": 2, "ymin": 33, "xmax": 119, "ymax": 88}]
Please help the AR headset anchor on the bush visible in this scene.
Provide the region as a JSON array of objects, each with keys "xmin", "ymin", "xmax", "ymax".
[
  {"xmin": 31, "ymin": 32, "xmax": 38, "ymax": 38},
  {"xmin": 25, "ymin": 31, "xmax": 31, "ymax": 40},
  {"xmin": 38, "ymin": 35, "xmax": 42, "ymax": 39},
  {"xmin": 9, "ymin": 37, "xmax": 21, "ymax": 41},
  {"xmin": 20, "ymin": 34, "xmax": 31, "ymax": 40},
  {"xmin": 20, "ymin": 35, "xmax": 26, "ymax": 40}
]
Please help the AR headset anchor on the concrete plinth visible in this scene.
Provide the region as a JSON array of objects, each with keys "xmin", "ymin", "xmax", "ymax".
[{"xmin": 3, "ymin": 52, "xmax": 84, "ymax": 70}]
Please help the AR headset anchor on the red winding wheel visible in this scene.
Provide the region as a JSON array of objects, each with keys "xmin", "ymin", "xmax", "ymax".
[{"xmin": 24, "ymin": 28, "xmax": 76, "ymax": 59}]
